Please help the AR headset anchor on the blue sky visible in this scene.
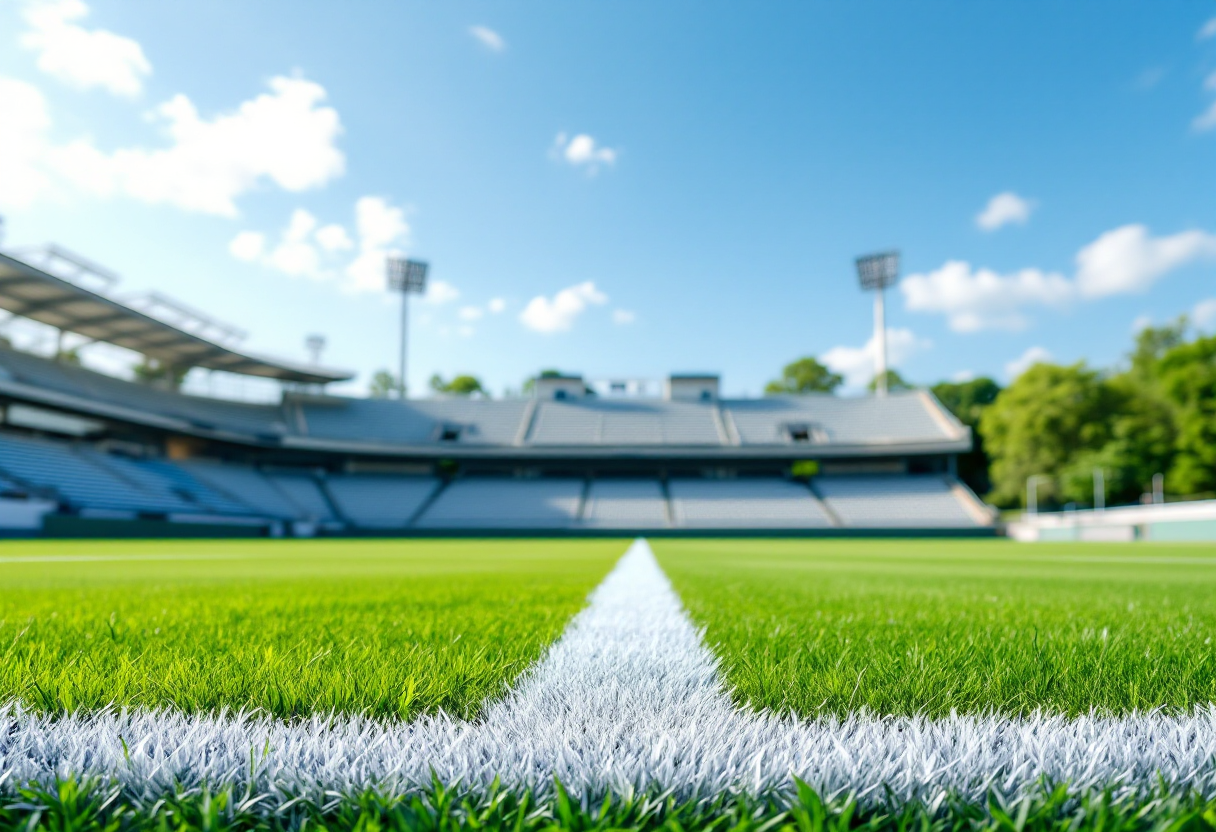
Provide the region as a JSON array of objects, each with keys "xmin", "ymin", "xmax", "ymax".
[{"xmin": 0, "ymin": 0, "xmax": 1213, "ymax": 398}]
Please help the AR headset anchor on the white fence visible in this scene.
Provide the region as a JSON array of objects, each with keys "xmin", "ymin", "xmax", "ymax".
[{"xmin": 1008, "ymin": 499, "xmax": 1216, "ymax": 542}]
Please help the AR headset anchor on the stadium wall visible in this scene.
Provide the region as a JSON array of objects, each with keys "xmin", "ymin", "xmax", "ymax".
[{"xmin": 1007, "ymin": 500, "xmax": 1216, "ymax": 542}]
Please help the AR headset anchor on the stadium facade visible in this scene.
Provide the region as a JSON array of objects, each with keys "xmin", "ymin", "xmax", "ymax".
[{"xmin": 0, "ymin": 248, "xmax": 995, "ymax": 537}]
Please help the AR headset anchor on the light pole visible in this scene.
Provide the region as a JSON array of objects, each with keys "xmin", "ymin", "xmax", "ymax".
[
  {"xmin": 305, "ymin": 334, "xmax": 326, "ymax": 366},
  {"xmin": 1153, "ymin": 473, "xmax": 1164, "ymax": 505},
  {"xmin": 1026, "ymin": 474, "xmax": 1051, "ymax": 515},
  {"xmin": 386, "ymin": 257, "xmax": 428, "ymax": 400},
  {"xmin": 855, "ymin": 250, "xmax": 900, "ymax": 396},
  {"xmin": 1093, "ymin": 467, "xmax": 1105, "ymax": 511}
]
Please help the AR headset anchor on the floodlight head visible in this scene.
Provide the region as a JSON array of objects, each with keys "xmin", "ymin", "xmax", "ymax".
[
  {"xmin": 386, "ymin": 257, "xmax": 429, "ymax": 294},
  {"xmin": 855, "ymin": 250, "xmax": 900, "ymax": 291},
  {"xmin": 305, "ymin": 334, "xmax": 326, "ymax": 365}
]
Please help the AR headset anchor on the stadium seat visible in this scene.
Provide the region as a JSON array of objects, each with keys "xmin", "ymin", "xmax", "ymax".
[
  {"xmin": 415, "ymin": 478, "xmax": 582, "ymax": 528},
  {"xmin": 528, "ymin": 400, "xmax": 722, "ymax": 445},
  {"xmin": 325, "ymin": 474, "xmax": 440, "ymax": 528},
  {"xmin": 263, "ymin": 471, "xmax": 339, "ymax": 523},
  {"xmin": 581, "ymin": 479, "xmax": 669, "ymax": 528},
  {"xmin": 668, "ymin": 479, "xmax": 836, "ymax": 528},
  {"xmin": 298, "ymin": 398, "xmax": 531, "ymax": 446},
  {"xmin": 178, "ymin": 460, "xmax": 305, "ymax": 519},
  {"xmin": 0, "ymin": 432, "xmax": 182, "ymax": 514},
  {"xmin": 722, "ymin": 392, "xmax": 963, "ymax": 446},
  {"xmin": 813, "ymin": 474, "xmax": 980, "ymax": 527}
]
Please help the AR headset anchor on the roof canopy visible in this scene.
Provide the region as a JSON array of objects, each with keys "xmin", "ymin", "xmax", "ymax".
[{"xmin": 0, "ymin": 252, "xmax": 354, "ymax": 385}]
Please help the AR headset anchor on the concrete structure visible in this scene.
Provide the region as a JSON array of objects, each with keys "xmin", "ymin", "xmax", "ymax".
[{"xmin": 1007, "ymin": 500, "xmax": 1216, "ymax": 542}]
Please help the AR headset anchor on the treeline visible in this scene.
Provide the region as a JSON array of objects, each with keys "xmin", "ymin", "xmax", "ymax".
[{"xmin": 772, "ymin": 318, "xmax": 1216, "ymax": 508}]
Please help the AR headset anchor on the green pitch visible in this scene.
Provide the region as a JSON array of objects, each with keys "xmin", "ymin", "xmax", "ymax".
[
  {"xmin": 8, "ymin": 536, "xmax": 1216, "ymax": 723},
  {"xmin": 655, "ymin": 538, "xmax": 1216, "ymax": 718},
  {"xmin": 0, "ymin": 538, "xmax": 623, "ymax": 719}
]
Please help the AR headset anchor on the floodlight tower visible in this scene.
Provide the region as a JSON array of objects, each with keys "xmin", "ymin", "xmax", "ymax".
[
  {"xmin": 854, "ymin": 250, "xmax": 901, "ymax": 397},
  {"xmin": 305, "ymin": 334, "xmax": 326, "ymax": 365},
  {"xmin": 386, "ymin": 257, "xmax": 429, "ymax": 399}
]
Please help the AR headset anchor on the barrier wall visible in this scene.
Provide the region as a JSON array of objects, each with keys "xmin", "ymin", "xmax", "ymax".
[{"xmin": 1008, "ymin": 500, "xmax": 1216, "ymax": 542}]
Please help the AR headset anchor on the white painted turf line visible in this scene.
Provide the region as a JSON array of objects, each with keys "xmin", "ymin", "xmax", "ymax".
[{"xmin": 4, "ymin": 538, "xmax": 1216, "ymax": 811}]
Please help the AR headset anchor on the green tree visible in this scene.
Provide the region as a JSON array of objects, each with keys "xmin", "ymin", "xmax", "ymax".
[
  {"xmin": 429, "ymin": 373, "xmax": 486, "ymax": 397},
  {"xmin": 55, "ymin": 346, "xmax": 82, "ymax": 366},
  {"xmin": 931, "ymin": 376, "xmax": 1001, "ymax": 495},
  {"xmin": 522, "ymin": 369, "xmax": 563, "ymax": 396},
  {"xmin": 932, "ymin": 377, "xmax": 1001, "ymax": 425},
  {"xmin": 368, "ymin": 369, "xmax": 403, "ymax": 399},
  {"xmin": 1054, "ymin": 320, "xmax": 1182, "ymax": 506},
  {"xmin": 1158, "ymin": 334, "xmax": 1216, "ymax": 497},
  {"xmin": 133, "ymin": 358, "xmax": 189, "ymax": 390},
  {"xmin": 764, "ymin": 357, "xmax": 843, "ymax": 395},
  {"xmin": 1056, "ymin": 401, "xmax": 1175, "ymax": 507},
  {"xmin": 979, "ymin": 362, "xmax": 1121, "ymax": 508},
  {"xmin": 1129, "ymin": 317, "xmax": 1187, "ymax": 383},
  {"xmin": 867, "ymin": 369, "xmax": 913, "ymax": 392}
]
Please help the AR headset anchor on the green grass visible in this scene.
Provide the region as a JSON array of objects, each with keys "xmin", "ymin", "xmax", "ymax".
[
  {"xmin": 0, "ymin": 538, "xmax": 623, "ymax": 719},
  {"xmin": 6, "ymin": 777, "xmax": 1216, "ymax": 832},
  {"xmin": 655, "ymin": 538, "xmax": 1216, "ymax": 718}
]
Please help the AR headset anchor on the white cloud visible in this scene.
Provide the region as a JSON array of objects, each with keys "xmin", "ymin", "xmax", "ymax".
[
  {"xmin": 458, "ymin": 305, "xmax": 484, "ymax": 321},
  {"xmin": 1193, "ymin": 298, "xmax": 1216, "ymax": 331},
  {"xmin": 1194, "ymin": 102, "xmax": 1216, "ymax": 132},
  {"xmin": 230, "ymin": 209, "xmax": 323, "ymax": 279},
  {"xmin": 0, "ymin": 78, "xmax": 54, "ymax": 210},
  {"xmin": 264, "ymin": 209, "xmax": 322, "ymax": 278},
  {"xmin": 1198, "ymin": 17, "xmax": 1216, "ymax": 40},
  {"xmin": 231, "ymin": 197, "xmax": 417, "ymax": 293},
  {"xmin": 1005, "ymin": 346, "xmax": 1052, "ymax": 380},
  {"xmin": 519, "ymin": 281, "xmax": 607, "ymax": 333},
  {"xmin": 4, "ymin": 74, "xmax": 344, "ymax": 215},
  {"xmin": 950, "ymin": 370, "xmax": 976, "ymax": 383},
  {"xmin": 315, "ymin": 223, "xmax": 352, "ymax": 252},
  {"xmin": 902, "ymin": 224, "xmax": 1216, "ymax": 331},
  {"xmin": 1075, "ymin": 224, "xmax": 1216, "ymax": 298},
  {"xmin": 901, "ymin": 260, "xmax": 1072, "ymax": 332},
  {"xmin": 422, "ymin": 280, "xmax": 460, "ymax": 305},
  {"xmin": 822, "ymin": 327, "xmax": 929, "ymax": 389},
  {"xmin": 1130, "ymin": 314, "xmax": 1154, "ymax": 334},
  {"xmin": 1134, "ymin": 67, "xmax": 1166, "ymax": 91},
  {"xmin": 228, "ymin": 230, "xmax": 264, "ymax": 262},
  {"xmin": 469, "ymin": 25, "xmax": 506, "ymax": 52},
  {"xmin": 487, "ymin": 297, "xmax": 506, "ymax": 314},
  {"xmin": 20, "ymin": 0, "xmax": 151, "ymax": 97},
  {"xmin": 343, "ymin": 196, "xmax": 410, "ymax": 292},
  {"xmin": 1196, "ymin": 71, "xmax": 1216, "ymax": 131},
  {"xmin": 976, "ymin": 191, "xmax": 1034, "ymax": 231},
  {"xmin": 355, "ymin": 195, "xmax": 407, "ymax": 249},
  {"xmin": 552, "ymin": 132, "xmax": 617, "ymax": 172},
  {"xmin": 612, "ymin": 309, "xmax": 636, "ymax": 325}
]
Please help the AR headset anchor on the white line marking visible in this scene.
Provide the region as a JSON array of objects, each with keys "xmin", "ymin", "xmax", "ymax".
[
  {"xmin": 0, "ymin": 553, "xmax": 254, "ymax": 565},
  {"xmin": 3, "ymin": 539, "xmax": 1216, "ymax": 810}
]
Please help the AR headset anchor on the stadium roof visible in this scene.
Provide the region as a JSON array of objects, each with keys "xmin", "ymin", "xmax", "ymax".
[{"xmin": 0, "ymin": 251, "xmax": 353, "ymax": 384}]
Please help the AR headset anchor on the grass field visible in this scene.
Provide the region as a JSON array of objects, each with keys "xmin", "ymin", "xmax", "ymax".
[
  {"xmin": 6, "ymin": 776, "xmax": 1216, "ymax": 832},
  {"xmin": 655, "ymin": 538, "xmax": 1216, "ymax": 718},
  {"xmin": 0, "ymin": 538, "xmax": 622, "ymax": 719},
  {"xmin": 6, "ymin": 536, "xmax": 1216, "ymax": 830}
]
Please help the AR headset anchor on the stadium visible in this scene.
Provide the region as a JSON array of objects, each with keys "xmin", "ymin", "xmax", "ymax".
[
  {"xmin": 0, "ymin": 248, "xmax": 995, "ymax": 539},
  {"xmin": 3, "ymin": 2, "xmax": 1216, "ymax": 831}
]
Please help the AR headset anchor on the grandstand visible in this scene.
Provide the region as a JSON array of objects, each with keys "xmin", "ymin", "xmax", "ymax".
[{"xmin": 0, "ymin": 247, "xmax": 995, "ymax": 536}]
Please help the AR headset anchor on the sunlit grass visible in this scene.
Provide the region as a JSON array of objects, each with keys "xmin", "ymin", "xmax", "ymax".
[
  {"xmin": 655, "ymin": 538, "xmax": 1216, "ymax": 718},
  {"xmin": 7, "ymin": 776, "xmax": 1215, "ymax": 832},
  {"xmin": 0, "ymin": 538, "xmax": 622, "ymax": 720}
]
